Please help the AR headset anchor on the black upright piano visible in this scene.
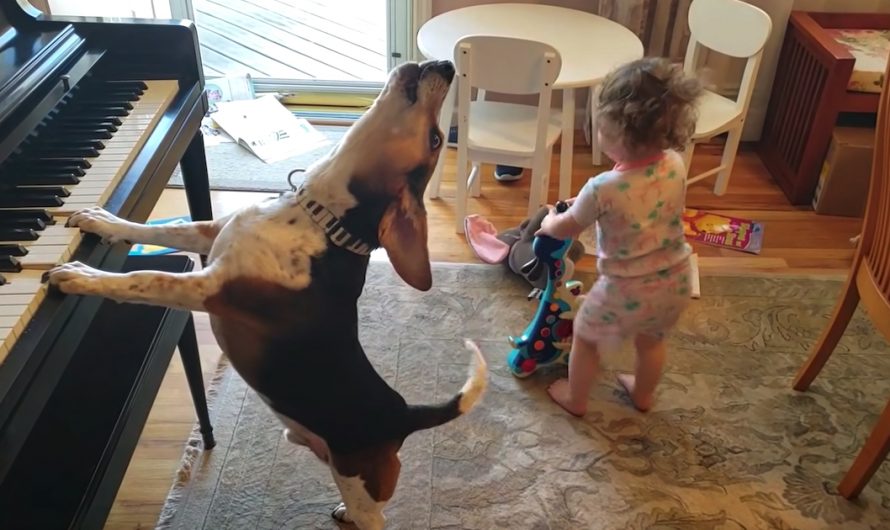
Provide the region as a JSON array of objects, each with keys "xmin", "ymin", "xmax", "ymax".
[{"xmin": 0, "ymin": 1, "xmax": 214, "ymax": 527}]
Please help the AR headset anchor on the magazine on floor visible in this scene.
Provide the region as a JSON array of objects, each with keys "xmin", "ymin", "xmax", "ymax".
[{"xmin": 210, "ymin": 95, "xmax": 331, "ymax": 163}]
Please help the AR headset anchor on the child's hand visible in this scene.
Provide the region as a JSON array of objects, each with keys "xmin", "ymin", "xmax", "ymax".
[
  {"xmin": 535, "ymin": 204, "xmax": 585, "ymax": 239},
  {"xmin": 535, "ymin": 207, "xmax": 559, "ymax": 237}
]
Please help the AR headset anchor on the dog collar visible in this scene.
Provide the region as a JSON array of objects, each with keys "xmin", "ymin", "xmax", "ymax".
[{"xmin": 293, "ymin": 186, "xmax": 373, "ymax": 256}]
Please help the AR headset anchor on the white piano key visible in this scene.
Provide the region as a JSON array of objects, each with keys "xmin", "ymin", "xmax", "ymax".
[
  {"xmin": 0, "ymin": 224, "xmax": 82, "ymax": 269},
  {"xmin": 0, "ymin": 80, "xmax": 180, "ymax": 363},
  {"xmin": 0, "ymin": 270, "xmax": 46, "ymax": 362}
]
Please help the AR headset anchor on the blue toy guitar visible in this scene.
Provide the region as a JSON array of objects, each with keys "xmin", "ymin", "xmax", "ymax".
[{"xmin": 507, "ymin": 201, "xmax": 584, "ymax": 378}]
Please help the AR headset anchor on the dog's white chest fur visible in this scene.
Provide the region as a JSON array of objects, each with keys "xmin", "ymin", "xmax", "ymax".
[{"xmin": 210, "ymin": 196, "xmax": 328, "ymax": 290}]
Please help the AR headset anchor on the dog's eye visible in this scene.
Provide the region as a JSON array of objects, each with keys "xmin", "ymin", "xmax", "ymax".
[{"xmin": 430, "ymin": 130, "xmax": 441, "ymax": 150}]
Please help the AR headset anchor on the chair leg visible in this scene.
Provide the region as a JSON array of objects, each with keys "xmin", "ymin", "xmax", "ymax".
[
  {"xmin": 470, "ymin": 162, "xmax": 482, "ymax": 197},
  {"xmin": 793, "ymin": 273, "xmax": 860, "ymax": 391},
  {"xmin": 589, "ymin": 84, "xmax": 603, "ymax": 166},
  {"xmin": 714, "ymin": 125, "xmax": 742, "ymax": 195},
  {"xmin": 528, "ymin": 158, "xmax": 547, "ymax": 218},
  {"xmin": 455, "ymin": 150, "xmax": 470, "ymax": 234},
  {"xmin": 428, "ymin": 80, "xmax": 456, "ymax": 200},
  {"xmin": 682, "ymin": 142, "xmax": 695, "ymax": 180},
  {"xmin": 838, "ymin": 397, "xmax": 890, "ymax": 499}
]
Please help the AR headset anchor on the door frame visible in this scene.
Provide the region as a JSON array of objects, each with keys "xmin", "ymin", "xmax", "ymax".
[
  {"xmin": 168, "ymin": 0, "xmax": 193, "ymax": 19},
  {"xmin": 387, "ymin": 0, "xmax": 432, "ymax": 70}
]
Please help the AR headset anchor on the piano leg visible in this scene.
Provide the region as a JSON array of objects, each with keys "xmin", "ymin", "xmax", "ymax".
[
  {"xmin": 178, "ymin": 313, "xmax": 216, "ymax": 449},
  {"xmin": 179, "ymin": 132, "xmax": 213, "ymax": 265}
]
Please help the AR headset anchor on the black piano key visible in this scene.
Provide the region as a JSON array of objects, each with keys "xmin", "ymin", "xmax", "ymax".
[
  {"xmin": 11, "ymin": 158, "xmax": 91, "ymax": 170},
  {"xmin": 59, "ymin": 116, "xmax": 123, "ymax": 127},
  {"xmin": 14, "ymin": 186, "xmax": 71, "ymax": 198},
  {"xmin": 0, "ymin": 228, "xmax": 39, "ymax": 241},
  {"xmin": 103, "ymin": 80, "xmax": 148, "ymax": 91},
  {"xmin": 23, "ymin": 166, "xmax": 86, "ymax": 177},
  {"xmin": 15, "ymin": 174, "xmax": 81, "ymax": 186},
  {"xmin": 47, "ymin": 129, "xmax": 113, "ymax": 140},
  {"xmin": 91, "ymin": 90, "xmax": 144, "ymax": 100},
  {"xmin": 0, "ymin": 214, "xmax": 47, "ymax": 230},
  {"xmin": 0, "ymin": 256, "xmax": 22, "ymax": 273},
  {"xmin": 0, "ymin": 245, "xmax": 28, "ymax": 257},
  {"xmin": 30, "ymin": 147, "xmax": 100, "ymax": 158},
  {"xmin": 36, "ymin": 139, "xmax": 105, "ymax": 150},
  {"xmin": 0, "ymin": 210, "xmax": 54, "ymax": 224},
  {"xmin": 65, "ymin": 106, "xmax": 131, "ymax": 117},
  {"xmin": 79, "ymin": 92, "xmax": 141, "ymax": 102},
  {"xmin": 0, "ymin": 194, "xmax": 65, "ymax": 209},
  {"xmin": 63, "ymin": 109, "xmax": 130, "ymax": 120},
  {"xmin": 74, "ymin": 101, "xmax": 134, "ymax": 111},
  {"xmin": 57, "ymin": 123, "xmax": 118, "ymax": 133}
]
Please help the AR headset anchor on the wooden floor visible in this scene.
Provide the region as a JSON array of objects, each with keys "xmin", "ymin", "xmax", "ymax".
[
  {"xmin": 194, "ymin": 0, "xmax": 387, "ymax": 81},
  {"xmin": 104, "ymin": 141, "xmax": 863, "ymax": 528}
]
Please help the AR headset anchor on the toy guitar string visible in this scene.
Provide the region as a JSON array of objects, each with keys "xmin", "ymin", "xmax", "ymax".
[{"xmin": 506, "ymin": 201, "xmax": 584, "ymax": 378}]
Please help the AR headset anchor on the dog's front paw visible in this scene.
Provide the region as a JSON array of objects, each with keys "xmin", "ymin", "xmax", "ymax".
[
  {"xmin": 41, "ymin": 261, "xmax": 109, "ymax": 295},
  {"xmin": 66, "ymin": 207, "xmax": 132, "ymax": 244}
]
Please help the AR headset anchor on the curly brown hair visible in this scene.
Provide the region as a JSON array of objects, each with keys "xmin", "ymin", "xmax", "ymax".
[{"xmin": 596, "ymin": 57, "xmax": 702, "ymax": 154}]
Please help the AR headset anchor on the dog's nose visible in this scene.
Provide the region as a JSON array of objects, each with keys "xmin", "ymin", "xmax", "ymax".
[{"xmin": 422, "ymin": 60, "xmax": 455, "ymax": 83}]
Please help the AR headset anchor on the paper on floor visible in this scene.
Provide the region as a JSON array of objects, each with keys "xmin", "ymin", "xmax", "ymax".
[{"xmin": 211, "ymin": 95, "xmax": 331, "ymax": 163}]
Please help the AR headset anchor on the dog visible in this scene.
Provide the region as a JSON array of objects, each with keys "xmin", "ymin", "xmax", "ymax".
[{"xmin": 43, "ymin": 60, "xmax": 487, "ymax": 530}]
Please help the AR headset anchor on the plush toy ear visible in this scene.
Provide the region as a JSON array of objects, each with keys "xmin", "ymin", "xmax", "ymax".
[
  {"xmin": 523, "ymin": 207, "xmax": 550, "ymax": 239},
  {"xmin": 379, "ymin": 188, "xmax": 431, "ymax": 291}
]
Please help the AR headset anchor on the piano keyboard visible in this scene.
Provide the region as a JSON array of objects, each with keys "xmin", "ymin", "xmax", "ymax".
[{"xmin": 0, "ymin": 78, "xmax": 179, "ymax": 360}]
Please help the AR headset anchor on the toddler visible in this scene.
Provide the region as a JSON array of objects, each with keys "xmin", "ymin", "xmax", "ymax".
[{"xmin": 537, "ymin": 57, "xmax": 701, "ymax": 415}]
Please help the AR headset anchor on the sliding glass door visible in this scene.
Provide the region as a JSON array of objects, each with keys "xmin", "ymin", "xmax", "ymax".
[
  {"xmin": 175, "ymin": 0, "xmax": 425, "ymax": 96},
  {"xmin": 44, "ymin": 0, "xmax": 429, "ymax": 106}
]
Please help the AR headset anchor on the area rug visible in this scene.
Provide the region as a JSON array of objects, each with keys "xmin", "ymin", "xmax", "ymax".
[
  {"xmin": 167, "ymin": 126, "xmax": 347, "ymax": 192},
  {"xmin": 157, "ymin": 263, "xmax": 890, "ymax": 529}
]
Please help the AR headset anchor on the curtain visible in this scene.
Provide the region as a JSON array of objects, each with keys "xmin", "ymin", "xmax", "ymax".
[
  {"xmin": 584, "ymin": 0, "xmax": 693, "ymax": 143},
  {"xmin": 593, "ymin": 0, "xmax": 692, "ymax": 61}
]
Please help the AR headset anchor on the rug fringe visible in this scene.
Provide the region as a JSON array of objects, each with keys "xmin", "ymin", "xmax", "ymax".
[{"xmin": 155, "ymin": 353, "xmax": 231, "ymax": 530}]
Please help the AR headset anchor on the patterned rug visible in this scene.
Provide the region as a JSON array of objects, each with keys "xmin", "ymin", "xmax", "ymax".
[{"xmin": 157, "ymin": 263, "xmax": 890, "ymax": 529}]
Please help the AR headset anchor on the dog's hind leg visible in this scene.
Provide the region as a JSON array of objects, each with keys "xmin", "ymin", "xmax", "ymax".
[
  {"xmin": 43, "ymin": 261, "xmax": 222, "ymax": 311},
  {"xmin": 65, "ymin": 207, "xmax": 230, "ymax": 255},
  {"xmin": 329, "ymin": 444, "xmax": 401, "ymax": 530}
]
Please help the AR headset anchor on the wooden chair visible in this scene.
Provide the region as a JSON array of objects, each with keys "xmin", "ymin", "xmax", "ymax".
[
  {"xmin": 760, "ymin": 11, "xmax": 890, "ymax": 206},
  {"xmin": 436, "ymin": 35, "xmax": 563, "ymax": 233},
  {"xmin": 792, "ymin": 53, "xmax": 890, "ymax": 500},
  {"xmin": 681, "ymin": 0, "xmax": 771, "ymax": 195}
]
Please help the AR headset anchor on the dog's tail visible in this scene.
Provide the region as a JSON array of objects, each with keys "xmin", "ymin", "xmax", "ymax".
[{"xmin": 403, "ymin": 339, "xmax": 487, "ymax": 435}]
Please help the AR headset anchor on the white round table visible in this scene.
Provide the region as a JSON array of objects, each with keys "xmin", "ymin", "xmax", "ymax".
[{"xmin": 417, "ymin": 3, "xmax": 644, "ymax": 197}]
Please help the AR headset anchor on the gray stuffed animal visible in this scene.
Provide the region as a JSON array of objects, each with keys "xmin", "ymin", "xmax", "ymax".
[{"xmin": 496, "ymin": 206, "xmax": 586, "ymax": 289}]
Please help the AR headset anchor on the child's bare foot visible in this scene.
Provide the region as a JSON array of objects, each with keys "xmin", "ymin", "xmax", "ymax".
[
  {"xmin": 547, "ymin": 378, "xmax": 586, "ymax": 417},
  {"xmin": 616, "ymin": 374, "xmax": 654, "ymax": 412}
]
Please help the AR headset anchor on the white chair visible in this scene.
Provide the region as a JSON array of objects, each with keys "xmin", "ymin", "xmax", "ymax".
[
  {"xmin": 682, "ymin": 0, "xmax": 772, "ymax": 195},
  {"xmin": 434, "ymin": 35, "xmax": 564, "ymax": 233}
]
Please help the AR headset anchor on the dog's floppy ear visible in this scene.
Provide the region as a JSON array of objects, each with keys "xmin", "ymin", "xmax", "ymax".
[{"xmin": 379, "ymin": 187, "xmax": 431, "ymax": 291}]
